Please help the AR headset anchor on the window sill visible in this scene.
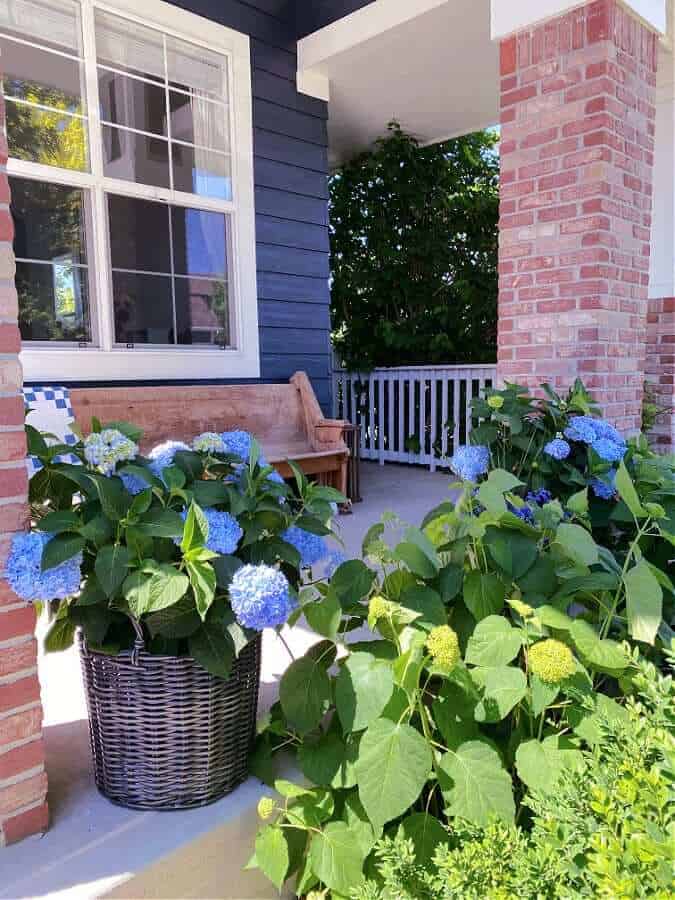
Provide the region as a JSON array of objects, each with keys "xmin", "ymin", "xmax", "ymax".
[{"xmin": 20, "ymin": 346, "xmax": 261, "ymax": 383}]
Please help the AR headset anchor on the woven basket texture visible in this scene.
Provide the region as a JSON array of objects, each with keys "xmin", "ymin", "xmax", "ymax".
[{"xmin": 79, "ymin": 632, "xmax": 262, "ymax": 810}]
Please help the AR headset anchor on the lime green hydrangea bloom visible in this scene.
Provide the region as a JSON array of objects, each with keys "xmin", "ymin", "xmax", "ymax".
[
  {"xmin": 426, "ymin": 625, "xmax": 460, "ymax": 673},
  {"xmin": 487, "ymin": 394, "xmax": 505, "ymax": 410},
  {"xmin": 369, "ymin": 595, "xmax": 394, "ymax": 621},
  {"xmin": 509, "ymin": 597, "xmax": 535, "ymax": 619},
  {"xmin": 529, "ymin": 639, "xmax": 575, "ymax": 684},
  {"xmin": 257, "ymin": 797, "xmax": 276, "ymax": 820}
]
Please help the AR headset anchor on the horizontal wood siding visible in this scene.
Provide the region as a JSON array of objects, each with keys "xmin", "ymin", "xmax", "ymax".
[{"xmin": 169, "ymin": 0, "xmax": 333, "ymax": 411}]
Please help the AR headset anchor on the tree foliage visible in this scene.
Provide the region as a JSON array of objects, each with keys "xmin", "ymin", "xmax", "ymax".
[{"xmin": 330, "ymin": 122, "xmax": 499, "ymax": 370}]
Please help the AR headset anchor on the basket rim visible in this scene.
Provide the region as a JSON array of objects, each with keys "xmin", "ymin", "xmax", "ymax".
[{"xmin": 76, "ymin": 629, "xmax": 261, "ymax": 667}]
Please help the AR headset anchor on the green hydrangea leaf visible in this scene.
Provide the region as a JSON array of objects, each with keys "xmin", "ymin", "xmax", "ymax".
[
  {"xmin": 465, "ymin": 615, "xmax": 524, "ymax": 667},
  {"xmin": 309, "ymin": 822, "xmax": 366, "ymax": 896},
  {"xmin": 335, "ymin": 651, "xmax": 395, "ymax": 732},
  {"xmin": 623, "ymin": 558, "xmax": 662, "ymax": 645},
  {"xmin": 397, "ymin": 812, "xmax": 450, "ymax": 866},
  {"xmin": 463, "ymin": 571, "xmax": 506, "ymax": 621},
  {"xmin": 473, "ymin": 666, "xmax": 527, "ymax": 722},
  {"xmin": 280, "ymin": 652, "xmax": 332, "ymax": 734},
  {"xmin": 439, "ymin": 740, "xmax": 515, "ymax": 825},
  {"xmin": 554, "ymin": 523, "xmax": 599, "ymax": 567}
]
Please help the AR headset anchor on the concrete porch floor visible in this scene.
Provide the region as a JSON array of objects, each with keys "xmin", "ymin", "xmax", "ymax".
[{"xmin": 1, "ymin": 463, "xmax": 454, "ymax": 900}]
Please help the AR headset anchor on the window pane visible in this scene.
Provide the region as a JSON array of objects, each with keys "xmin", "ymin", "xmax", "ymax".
[
  {"xmin": 166, "ymin": 36, "xmax": 226, "ymax": 100},
  {"xmin": 107, "ymin": 194, "xmax": 170, "ymax": 273},
  {"xmin": 10, "ymin": 176, "xmax": 87, "ymax": 264},
  {"xmin": 17, "ymin": 260, "xmax": 90, "ymax": 342},
  {"xmin": 2, "ymin": 39, "xmax": 84, "ymax": 113},
  {"xmin": 172, "ymin": 145, "xmax": 231, "ymax": 200},
  {"xmin": 0, "ymin": 0, "xmax": 81, "ymax": 54},
  {"xmin": 171, "ymin": 207, "xmax": 227, "ymax": 278},
  {"xmin": 113, "ymin": 271, "xmax": 173, "ymax": 345},
  {"xmin": 95, "ymin": 10, "xmax": 164, "ymax": 83},
  {"xmin": 169, "ymin": 91, "xmax": 228, "ymax": 151},
  {"xmin": 175, "ymin": 277, "xmax": 228, "ymax": 346},
  {"xmin": 99, "ymin": 70, "xmax": 166, "ymax": 135},
  {"xmin": 102, "ymin": 124, "xmax": 170, "ymax": 188},
  {"xmin": 6, "ymin": 100, "xmax": 87, "ymax": 171}
]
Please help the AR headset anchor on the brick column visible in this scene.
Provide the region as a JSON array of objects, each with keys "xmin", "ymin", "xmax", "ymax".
[
  {"xmin": 498, "ymin": 0, "xmax": 658, "ymax": 431},
  {"xmin": 0, "ymin": 91, "xmax": 48, "ymax": 846}
]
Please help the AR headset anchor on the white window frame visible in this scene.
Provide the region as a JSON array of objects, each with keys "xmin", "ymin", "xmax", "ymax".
[{"xmin": 8, "ymin": 0, "xmax": 260, "ymax": 381}]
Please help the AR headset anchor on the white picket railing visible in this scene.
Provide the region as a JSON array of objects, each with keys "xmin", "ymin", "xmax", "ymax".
[{"xmin": 332, "ymin": 364, "xmax": 497, "ymax": 471}]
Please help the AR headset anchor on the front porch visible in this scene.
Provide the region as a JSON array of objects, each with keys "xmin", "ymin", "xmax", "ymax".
[{"xmin": 1, "ymin": 463, "xmax": 452, "ymax": 900}]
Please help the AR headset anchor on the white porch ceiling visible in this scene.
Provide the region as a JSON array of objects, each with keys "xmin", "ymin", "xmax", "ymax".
[{"xmin": 298, "ymin": 0, "xmax": 499, "ymax": 166}]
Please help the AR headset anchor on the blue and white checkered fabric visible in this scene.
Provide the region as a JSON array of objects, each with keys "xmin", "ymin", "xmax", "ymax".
[{"xmin": 23, "ymin": 385, "xmax": 80, "ymax": 478}]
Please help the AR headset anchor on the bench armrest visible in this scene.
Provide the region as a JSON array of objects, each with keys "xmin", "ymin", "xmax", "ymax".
[{"xmin": 314, "ymin": 418, "xmax": 350, "ymax": 451}]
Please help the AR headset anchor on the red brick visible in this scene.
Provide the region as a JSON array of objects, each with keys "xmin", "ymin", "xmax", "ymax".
[
  {"xmin": 0, "ymin": 676, "xmax": 40, "ymax": 714},
  {"xmin": 0, "ymin": 607, "xmax": 37, "ymax": 644},
  {"xmin": 500, "ymin": 37, "xmax": 517, "ymax": 76},
  {"xmin": 2, "ymin": 801, "xmax": 49, "ymax": 845},
  {"xmin": 0, "ymin": 467, "xmax": 28, "ymax": 500},
  {"xmin": 0, "ymin": 397, "xmax": 24, "ymax": 428},
  {"xmin": 0, "ymin": 771, "xmax": 47, "ymax": 815},
  {"xmin": 0, "ymin": 431, "xmax": 26, "ymax": 464},
  {"xmin": 0, "ymin": 324, "xmax": 20, "ymax": 354},
  {"xmin": 0, "ymin": 708, "xmax": 42, "ymax": 747},
  {"xmin": 0, "ymin": 739, "xmax": 44, "ymax": 781},
  {"xmin": 0, "ymin": 639, "xmax": 37, "ymax": 678},
  {"xmin": 0, "ymin": 503, "xmax": 29, "ymax": 532}
]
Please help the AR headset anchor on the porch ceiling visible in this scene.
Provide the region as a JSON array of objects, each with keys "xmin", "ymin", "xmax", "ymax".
[{"xmin": 297, "ymin": 0, "xmax": 499, "ymax": 166}]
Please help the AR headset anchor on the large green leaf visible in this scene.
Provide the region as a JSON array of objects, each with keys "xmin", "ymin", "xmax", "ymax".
[
  {"xmin": 395, "ymin": 541, "xmax": 439, "ymax": 578},
  {"xmin": 554, "ymin": 523, "xmax": 598, "ymax": 567},
  {"xmin": 136, "ymin": 509, "xmax": 185, "ymax": 538},
  {"xmin": 399, "ymin": 584, "xmax": 446, "ymax": 626},
  {"xmin": 355, "ymin": 718, "xmax": 431, "ymax": 829},
  {"xmin": 515, "ymin": 736, "xmax": 583, "ymax": 793},
  {"xmin": 623, "ymin": 558, "xmax": 662, "ymax": 645},
  {"xmin": 304, "ymin": 592, "xmax": 342, "ymax": 640},
  {"xmin": 465, "ymin": 615, "xmax": 524, "ymax": 667},
  {"xmin": 473, "ymin": 665, "xmax": 527, "ymax": 722},
  {"xmin": 94, "ymin": 475, "xmax": 132, "ymax": 521},
  {"xmin": 36, "ymin": 510, "xmax": 80, "ymax": 535},
  {"xmin": 298, "ymin": 732, "xmax": 345, "ymax": 786},
  {"xmin": 569, "ymin": 620, "xmax": 629, "ymax": 673},
  {"xmin": 476, "ymin": 469, "xmax": 522, "ymax": 513},
  {"xmin": 44, "ymin": 615, "xmax": 77, "ymax": 652},
  {"xmin": 439, "ymin": 740, "xmax": 515, "ymax": 825},
  {"xmin": 570, "ymin": 693, "xmax": 629, "ymax": 746},
  {"xmin": 124, "ymin": 564, "xmax": 189, "ymax": 617},
  {"xmin": 254, "ymin": 825, "xmax": 290, "ymax": 892},
  {"xmin": 483, "ymin": 527, "xmax": 537, "ymax": 578},
  {"xmin": 615, "ymin": 461, "xmax": 647, "ymax": 518},
  {"xmin": 146, "ymin": 595, "xmax": 201, "ymax": 639},
  {"xmin": 309, "ymin": 822, "xmax": 365, "ymax": 895},
  {"xmin": 439, "ymin": 563, "xmax": 463, "ymax": 602},
  {"xmin": 41, "ymin": 533, "xmax": 85, "ymax": 572},
  {"xmin": 335, "ymin": 652, "xmax": 394, "ymax": 732},
  {"xmin": 463, "ymin": 571, "xmax": 505, "ymax": 621},
  {"xmin": 397, "ymin": 813, "xmax": 450, "ymax": 866},
  {"xmin": 330, "ymin": 560, "xmax": 375, "ymax": 604},
  {"xmin": 188, "ymin": 622, "xmax": 234, "ymax": 678},
  {"xmin": 279, "ymin": 651, "xmax": 333, "ymax": 734},
  {"xmin": 187, "ymin": 559, "xmax": 216, "ymax": 620},
  {"xmin": 94, "ymin": 544, "xmax": 130, "ymax": 597}
]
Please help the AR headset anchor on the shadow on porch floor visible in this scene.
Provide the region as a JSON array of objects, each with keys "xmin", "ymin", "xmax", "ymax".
[{"xmin": 1, "ymin": 463, "xmax": 454, "ymax": 900}]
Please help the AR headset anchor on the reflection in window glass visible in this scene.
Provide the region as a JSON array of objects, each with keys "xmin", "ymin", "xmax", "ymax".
[
  {"xmin": 113, "ymin": 271, "xmax": 174, "ymax": 345},
  {"xmin": 107, "ymin": 194, "xmax": 171, "ymax": 273},
  {"xmin": 172, "ymin": 144, "xmax": 231, "ymax": 200},
  {"xmin": 95, "ymin": 9, "xmax": 164, "ymax": 83},
  {"xmin": 99, "ymin": 70, "xmax": 167, "ymax": 135},
  {"xmin": 11, "ymin": 176, "xmax": 91, "ymax": 343},
  {"xmin": 2, "ymin": 38, "xmax": 85, "ymax": 113},
  {"xmin": 171, "ymin": 207, "xmax": 227, "ymax": 277},
  {"xmin": 0, "ymin": 0, "xmax": 82, "ymax": 54},
  {"xmin": 6, "ymin": 101, "xmax": 88, "ymax": 171},
  {"xmin": 102, "ymin": 124, "xmax": 170, "ymax": 188},
  {"xmin": 166, "ymin": 36, "xmax": 226, "ymax": 99},
  {"xmin": 169, "ymin": 92, "xmax": 228, "ymax": 151},
  {"xmin": 175, "ymin": 277, "xmax": 228, "ymax": 346}
]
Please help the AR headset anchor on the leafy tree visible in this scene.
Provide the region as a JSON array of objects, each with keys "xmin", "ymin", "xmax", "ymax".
[{"xmin": 330, "ymin": 122, "xmax": 499, "ymax": 371}]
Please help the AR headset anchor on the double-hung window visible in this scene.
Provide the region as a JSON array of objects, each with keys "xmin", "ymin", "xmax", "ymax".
[{"xmin": 1, "ymin": 0, "xmax": 258, "ymax": 381}]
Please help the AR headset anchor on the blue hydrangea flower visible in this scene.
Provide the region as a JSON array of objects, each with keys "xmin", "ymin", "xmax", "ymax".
[
  {"xmin": 324, "ymin": 550, "xmax": 346, "ymax": 577},
  {"xmin": 148, "ymin": 441, "xmax": 190, "ymax": 479},
  {"xmin": 544, "ymin": 437, "xmax": 571, "ymax": 460},
  {"xmin": 591, "ymin": 472, "xmax": 616, "ymax": 500},
  {"xmin": 282, "ymin": 526, "xmax": 328, "ymax": 568},
  {"xmin": 267, "ymin": 470, "xmax": 285, "ymax": 485},
  {"xmin": 507, "ymin": 502, "xmax": 535, "ymax": 525},
  {"xmin": 84, "ymin": 429, "xmax": 138, "ymax": 477},
  {"xmin": 449, "ymin": 445, "xmax": 490, "ymax": 482},
  {"xmin": 591, "ymin": 437, "xmax": 627, "ymax": 463},
  {"xmin": 564, "ymin": 416, "xmax": 598, "ymax": 444},
  {"xmin": 229, "ymin": 564, "xmax": 295, "ymax": 630},
  {"xmin": 119, "ymin": 471, "xmax": 150, "ymax": 495},
  {"xmin": 222, "ymin": 430, "xmax": 255, "ymax": 462},
  {"xmin": 4, "ymin": 532, "xmax": 82, "ymax": 602},
  {"xmin": 526, "ymin": 488, "xmax": 553, "ymax": 506},
  {"xmin": 177, "ymin": 507, "xmax": 242, "ymax": 555},
  {"xmin": 193, "ymin": 432, "xmax": 226, "ymax": 455}
]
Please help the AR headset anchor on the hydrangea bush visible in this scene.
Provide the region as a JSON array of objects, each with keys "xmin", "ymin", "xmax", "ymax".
[
  {"xmin": 248, "ymin": 406, "xmax": 674, "ymax": 896},
  {"xmin": 8, "ymin": 419, "xmax": 344, "ymax": 677}
]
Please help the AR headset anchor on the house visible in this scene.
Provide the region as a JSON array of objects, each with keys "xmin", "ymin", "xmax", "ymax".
[{"xmin": 0, "ymin": 0, "xmax": 673, "ymax": 854}]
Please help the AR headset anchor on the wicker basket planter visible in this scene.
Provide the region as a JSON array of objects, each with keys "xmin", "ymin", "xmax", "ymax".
[{"xmin": 78, "ymin": 632, "xmax": 262, "ymax": 810}]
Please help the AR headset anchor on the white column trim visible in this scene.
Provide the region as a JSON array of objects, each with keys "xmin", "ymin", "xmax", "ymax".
[{"xmin": 490, "ymin": 0, "xmax": 667, "ymax": 40}]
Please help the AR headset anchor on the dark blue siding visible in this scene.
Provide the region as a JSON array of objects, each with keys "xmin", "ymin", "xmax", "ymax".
[
  {"xmin": 295, "ymin": 0, "xmax": 375, "ymax": 37},
  {"xmin": 168, "ymin": 0, "xmax": 334, "ymax": 411}
]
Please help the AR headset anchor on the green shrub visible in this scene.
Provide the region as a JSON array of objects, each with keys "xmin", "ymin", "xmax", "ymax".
[
  {"xmin": 248, "ymin": 395, "xmax": 675, "ymax": 895},
  {"xmin": 355, "ymin": 655, "xmax": 675, "ymax": 900}
]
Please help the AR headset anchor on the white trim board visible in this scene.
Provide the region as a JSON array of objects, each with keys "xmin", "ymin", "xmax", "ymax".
[{"xmin": 490, "ymin": 0, "xmax": 667, "ymax": 40}]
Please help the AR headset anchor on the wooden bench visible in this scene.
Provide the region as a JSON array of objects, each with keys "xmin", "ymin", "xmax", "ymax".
[{"xmin": 69, "ymin": 372, "xmax": 349, "ymax": 494}]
